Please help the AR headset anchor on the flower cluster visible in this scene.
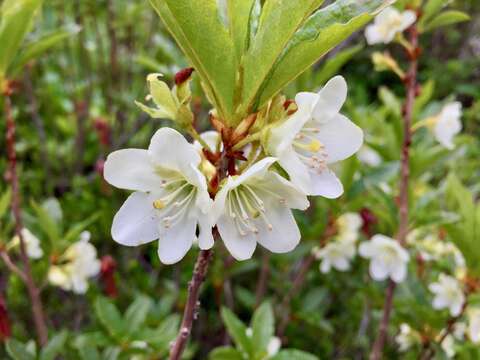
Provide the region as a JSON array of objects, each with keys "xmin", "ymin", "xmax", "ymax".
[{"xmin": 104, "ymin": 74, "xmax": 363, "ymax": 263}]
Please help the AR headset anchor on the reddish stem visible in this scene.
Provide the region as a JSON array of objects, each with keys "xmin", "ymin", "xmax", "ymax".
[{"xmin": 369, "ymin": 24, "xmax": 419, "ymax": 360}]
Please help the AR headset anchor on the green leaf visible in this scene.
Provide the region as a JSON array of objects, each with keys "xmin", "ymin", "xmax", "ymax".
[
  {"xmin": 0, "ymin": 187, "xmax": 11, "ymax": 218},
  {"xmin": 413, "ymin": 80, "xmax": 434, "ymax": 117},
  {"xmin": 227, "ymin": 0, "xmax": 256, "ymax": 62},
  {"xmin": 239, "ymin": 0, "xmax": 325, "ymax": 115},
  {"xmin": 0, "ymin": 0, "xmax": 43, "ymax": 78},
  {"xmin": 63, "ymin": 212, "xmax": 99, "ymax": 243},
  {"xmin": 421, "ymin": 0, "xmax": 445, "ymax": 24},
  {"xmin": 251, "ymin": 302, "xmax": 275, "ymax": 356},
  {"xmin": 221, "ymin": 307, "xmax": 252, "ymax": 356},
  {"xmin": 39, "ymin": 331, "xmax": 68, "ymax": 360},
  {"xmin": 124, "ymin": 295, "xmax": 153, "ymax": 335},
  {"xmin": 9, "ymin": 25, "xmax": 80, "ymax": 77},
  {"xmin": 209, "ymin": 347, "xmax": 244, "ymax": 360},
  {"xmin": 31, "ymin": 200, "xmax": 61, "ymax": 244},
  {"xmin": 271, "ymin": 349, "xmax": 319, "ymax": 360},
  {"xmin": 149, "ymin": 0, "xmax": 236, "ymax": 120},
  {"xmin": 94, "ymin": 297, "xmax": 126, "ymax": 340},
  {"xmin": 254, "ymin": 0, "xmax": 389, "ymax": 108},
  {"xmin": 314, "ymin": 44, "xmax": 362, "ymax": 86},
  {"xmin": 5, "ymin": 339, "xmax": 36, "ymax": 360},
  {"xmin": 422, "ymin": 10, "xmax": 470, "ymax": 32}
]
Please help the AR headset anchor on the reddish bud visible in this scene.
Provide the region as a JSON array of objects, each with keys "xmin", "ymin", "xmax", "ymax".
[
  {"xmin": 0, "ymin": 296, "xmax": 11, "ymax": 341},
  {"xmin": 175, "ymin": 67, "xmax": 194, "ymax": 85},
  {"xmin": 100, "ymin": 255, "xmax": 118, "ymax": 298},
  {"xmin": 93, "ymin": 117, "xmax": 111, "ymax": 147},
  {"xmin": 360, "ymin": 208, "xmax": 377, "ymax": 237},
  {"xmin": 95, "ymin": 158, "xmax": 105, "ymax": 177}
]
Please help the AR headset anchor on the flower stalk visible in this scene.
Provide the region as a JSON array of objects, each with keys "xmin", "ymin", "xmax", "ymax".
[
  {"xmin": 3, "ymin": 92, "xmax": 49, "ymax": 346},
  {"xmin": 369, "ymin": 16, "xmax": 419, "ymax": 360}
]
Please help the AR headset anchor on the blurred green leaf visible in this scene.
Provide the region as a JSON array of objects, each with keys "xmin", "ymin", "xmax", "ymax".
[
  {"xmin": 413, "ymin": 80, "xmax": 435, "ymax": 118},
  {"xmin": 94, "ymin": 297, "xmax": 126, "ymax": 340},
  {"xmin": 251, "ymin": 301, "xmax": 275, "ymax": 356},
  {"xmin": 423, "ymin": 10, "xmax": 470, "ymax": 32},
  {"xmin": 5, "ymin": 339, "xmax": 36, "ymax": 360},
  {"xmin": 0, "ymin": 187, "xmax": 12, "ymax": 218},
  {"xmin": 209, "ymin": 347, "xmax": 244, "ymax": 360},
  {"xmin": 315, "ymin": 44, "xmax": 363, "ymax": 86},
  {"xmin": 124, "ymin": 295, "xmax": 153, "ymax": 336},
  {"xmin": 221, "ymin": 307, "xmax": 252, "ymax": 356},
  {"xmin": 31, "ymin": 200, "xmax": 61, "ymax": 244},
  {"xmin": 271, "ymin": 349, "xmax": 319, "ymax": 360},
  {"xmin": 421, "ymin": 0, "xmax": 446, "ymax": 24},
  {"xmin": 254, "ymin": 0, "xmax": 389, "ymax": 109},
  {"xmin": 9, "ymin": 25, "xmax": 80, "ymax": 77},
  {"xmin": 39, "ymin": 331, "xmax": 68, "ymax": 360},
  {"xmin": 0, "ymin": 0, "xmax": 43, "ymax": 78},
  {"xmin": 149, "ymin": 0, "xmax": 236, "ymax": 120},
  {"xmin": 64, "ymin": 212, "xmax": 100, "ymax": 243}
]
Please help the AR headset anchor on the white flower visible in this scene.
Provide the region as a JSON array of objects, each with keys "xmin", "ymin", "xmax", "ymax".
[
  {"xmin": 314, "ymin": 241, "xmax": 356, "ymax": 273},
  {"xmin": 359, "ymin": 234, "xmax": 410, "ymax": 283},
  {"xmin": 212, "ymin": 157, "xmax": 309, "ymax": 260},
  {"xmin": 267, "ymin": 336, "xmax": 281, "ymax": 357},
  {"xmin": 441, "ymin": 335, "xmax": 456, "ymax": 358},
  {"xmin": 467, "ymin": 308, "xmax": 480, "ymax": 343},
  {"xmin": 429, "ymin": 273, "xmax": 465, "ymax": 316},
  {"xmin": 365, "ymin": 7, "xmax": 417, "ymax": 45},
  {"xmin": 11, "ymin": 228, "xmax": 43, "ymax": 259},
  {"xmin": 395, "ymin": 323, "xmax": 421, "ymax": 352},
  {"xmin": 336, "ymin": 212, "xmax": 363, "ymax": 243},
  {"xmin": 433, "ymin": 102, "xmax": 462, "ymax": 150},
  {"xmin": 357, "ymin": 146, "xmax": 382, "ymax": 167},
  {"xmin": 265, "ymin": 76, "xmax": 363, "ymax": 198},
  {"xmin": 48, "ymin": 236, "xmax": 100, "ymax": 294},
  {"xmin": 104, "ymin": 128, "xmax": 214, "ymax": 264}
]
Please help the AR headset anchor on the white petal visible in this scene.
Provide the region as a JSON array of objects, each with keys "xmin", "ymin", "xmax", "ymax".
[
  {"xmin": 268, "ymin": 106, "xmax": 311, "ymax": 154},
  {"xmin": 358, "ymin": 241, "xmax": 375, "ymax": 258},
  {"xmin": 148, "ymin": 127, "xmax": 201, "ymax": 182},
  {"xmin": 390, "ymin": 262, "xmax": 407, "ymax": 283},
  {"xmin": 450, "ymin": 301, "xmax": 463, "ymax": 317},
  {"xmin": 294, "ymin": 92, "xmax": 318, "ymax": 113},
  {"xmin": 433, "ymin": 296, "xmax": 448, "ymax": 310},
  {"xmin": 104, "ymin": 149, "xmax": 159, "ymax": 191},
  {"xmin": 111, "ymin": 192, "xmax": 160, "ymax": 246},
  {"xmin": 217, "ymin": 214, "xmax": 257, "ymax": 260},
  {"xmin": 365, "ymin": 25, "xmax": 382, "ymax": 45},
  {"xmin": 400, "ymin": 10, "xmax": 417, "ymax": 31},
  {"xmin": 157, "ymin": 218, "xmax": 195, "ymax": 264},
  {"xmin": 230, "ymin": 157, "xmax": 278, "ymax": 188},
  {"xmin": 320, "ymin": 260, "xmax": 331, "ymax": 273},
  {"xmin": 257, "ymin": 171, "xmax": 309, "ymax": 210},
  {"xmin": 333, "ymin": 257, "xmax": 350, "ymax": 271},
  {"xmin": 370, "ymin": 260, "xmax": 389, "ymax": 281},
  {"xmin": 312, "ymin": 76, "xmax": 348, "ymax": 123},
  {"xmin": 315, "ymin": 114, "xmax": 364, "ymax": 164},
  {"xmin": 278, "ymin": 149, "xmax": 312, "ymax": 194},
  {"xmin": 256, "ymin": 203, "xmax": 301, "ymax": 254},
  {"xmin": 308, "ymin": 168, "xmax": 344, "ymax": 198},
  {"xmin": 197, "ymin": 213, "xmax": 214, "ymax": 250}
]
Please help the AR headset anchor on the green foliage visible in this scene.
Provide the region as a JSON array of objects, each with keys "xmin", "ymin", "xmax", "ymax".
[{"xmin": 422, "ymin": 10, "xmax": 470, "ymax": 32}]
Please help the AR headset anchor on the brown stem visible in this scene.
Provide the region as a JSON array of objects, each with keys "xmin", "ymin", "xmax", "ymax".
[
  {"xmin": 369, "ymin": 24, "xmax": 419, "ymax": 360},
  {"xmin": 169, "ymin": 249, "xmax": 213, "ymax": 360},
  {"xmin": 4, "ymin": 94, "xmax": 49, "ymax": 346},
  {"xmin": 0, "ymin": 251, "xmax": 27, "ymax": 282},
  {"xmin": 255, "ymin": 252, "xmax": 271, "ymax": 307}
]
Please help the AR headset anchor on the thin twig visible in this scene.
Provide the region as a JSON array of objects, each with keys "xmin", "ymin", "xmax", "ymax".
[
  {"xmin": 369, "ymin": 21, "xmax": 419, "ymax": 360},
  {"xmin": 4, "ymin": 94, "xmax": 49, "ymax": 346},
  {"xmin": 169, "ymin": 249, "xmax": 213, "ymax": 360},
  {"xmin": 0, "ymin": 251, "xmax": 27, "ymax": 282}
]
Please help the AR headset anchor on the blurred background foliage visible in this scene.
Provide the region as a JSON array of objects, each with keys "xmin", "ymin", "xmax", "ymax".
[{"xmin": 0, "ymin": 0, "xmax": 479, "ymax": 359}]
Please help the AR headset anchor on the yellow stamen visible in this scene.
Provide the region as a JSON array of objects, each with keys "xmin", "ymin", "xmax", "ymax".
[{"xmin": 153, "ymin": 200, "xmax": 166, "ymax": 209}]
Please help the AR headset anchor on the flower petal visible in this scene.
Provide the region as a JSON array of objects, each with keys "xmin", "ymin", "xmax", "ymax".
[
  {"xmin": 256, "ymin": 171, "xmax": 309, "ymax": 210},
  {"xmin": 370, "ymin": 259, "xmax": 389, "ymax": 281},
  {"xmin": 315, "ymin": 114, "xmax": 364, "ymax": 164},
  {"xmin": 278, "ymin": 150, "xmax": 311, "ymax": 193},
  {"xmin": 217, "ymin": 214, "xmax": 257, "ymax": 261},
  {"xmin": 148, "ymin": 127, "xmax": 201, "ymax": 183},
  {"xmin": 255, "ymin": 203, "xmax": 301, "ymax": 254},
  {"xmin": 104, "ymin": 149, "xmax": 159, "ymax": 191},
  {"xmin": 111, "ymin": 192, "xmax": 160, "ymax": 246},
  {"xmin": 308, "ymin": 168, "xmax": 344, "ymax": 198},
  {"xmin": 157, "ymin": 218, "xmax": 196, "ymax": 264},
  {"xmin": 312, "ymin": 76, "xmax": 347, "ymax": 123},
  {"xmin": 390, "ymin": 261, "xmax": 407, "ymax": 283},
  {"xmin": 197, "ymin": 214, "xmax": 214, "ymax": 250}
]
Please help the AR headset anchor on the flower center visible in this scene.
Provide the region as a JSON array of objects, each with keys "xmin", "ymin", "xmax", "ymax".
[
  {"xmin": 152, "ymin": 180, "xmax": 196, "ymax": 229},
  {"xmin": 227, "ymin": 185, "xmax": 274, "ymax": 237},
  {"xmin": 293, "ymin": 126, "xmax": 328, "ymax": 173}
]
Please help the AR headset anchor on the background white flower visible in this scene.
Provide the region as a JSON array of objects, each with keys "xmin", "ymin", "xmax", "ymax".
[
  {"xmin": 336, "ymin": 212, "xmax": 363, "ymax": 243},
  {"xmin": 104, "ymin": 128, "xmax": 213, "ymax": 264},
  {"xmin": 395, "ymin": 323, "xmax": 421, "ymax": 352},
  {"xmin": 359, "ymin": 234, "xmax": 410, "ymax": 283},
  {"xmin": 265, "ymin": 76, "xmax": 363, "ymax": 198},
  {"xmin": 357, "ymin": 146, "xmax": 382, "ymax": 167},
  {"xmin": 11, "ymin": 228, "xmax": 43, "ymax": 259},
  {"xmin": 48, "ymin": 233, "xmax": 100, "ymax": 294},
  {"xmin": 314, "ymin": 241, "xmax": 356, "ymax": 273},
  {"xmin": 429, "ymin": 273, "xmax": 465, "ymax": 316},
  {"xmin": 433, "ymin": 102, "xmax": 462, "ymax": 149},
  {"xmin": 365, "ymin": 7, "xmax": 417, "ymax": 45},
  {"xmin": 467, "ymin": 308, "xmax": 480, "ymax": 343},
  {"xmin": 212, "ymin": 157, "xmax": 309, "ymax": 260}
]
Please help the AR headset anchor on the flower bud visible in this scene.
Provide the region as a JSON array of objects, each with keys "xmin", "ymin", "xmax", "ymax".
[
  {"xmin": 372, "ymin": 52, "xmax": 405, "ymax": 79},
  {"xmin": 0, "ymin": 295, "xmax": 11, "ymax": 341},
  {"xmin": 100, "ymin": 255, "xmax": 118, "ymax": 298}
]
